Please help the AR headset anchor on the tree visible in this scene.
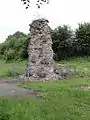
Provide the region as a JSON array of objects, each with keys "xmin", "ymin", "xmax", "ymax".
[
  {"xmin": 0, "ymin": 31, "xmax": 28, "ymax": 61},
  {"xmin": 21, "ymin": 0, "xmax": 49, "ymax": 9},
  {"xmin": 51, "ymin": 25, "xmax": 74, "ymax": 60},
  {"xmin": 75, "ymin": 22, "xmax": 90, "ymax": 56}
]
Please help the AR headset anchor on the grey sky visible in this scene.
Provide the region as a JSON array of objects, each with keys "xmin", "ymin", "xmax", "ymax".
[{"xmin": 0, "ymin": 0, "xmax": 90, "ymax": 43}]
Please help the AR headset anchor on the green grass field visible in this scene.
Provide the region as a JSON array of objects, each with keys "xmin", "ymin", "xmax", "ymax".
[
  {"xmin": 58, "ymin": 56, "xmax": 90, "ymax": 78},
  {"xmin": 1, "ymin": 79, "xmax": 90, "ymax": 120},
  {"xmin": 0, "ymin": 57, "xmax": 90, "ymax": 120},
  {"xmin": 0, "ymin": 60, "xmax": 27, "ymax": 79},
  {"xmin": 0, "ymin": 56, "xmax": 90, "ymax": 79}
]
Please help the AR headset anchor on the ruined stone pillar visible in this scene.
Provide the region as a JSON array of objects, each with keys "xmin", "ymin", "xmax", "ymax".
[{"xmin": 27, "ymin": 19, "xmax": 61, "ymax": 81}]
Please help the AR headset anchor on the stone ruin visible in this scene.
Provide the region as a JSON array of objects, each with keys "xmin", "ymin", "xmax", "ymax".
[
  {"xmin": 22, "ymin": 19, "xmax": 75, "ymax": 81},
  {"xmin": 23, "ymin": 19, "xmax": 62, "ymax": 81}
]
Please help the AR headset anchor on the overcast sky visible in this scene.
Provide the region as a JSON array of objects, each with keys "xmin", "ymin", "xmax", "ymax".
[{"xmin": 0, "ymin": 0, "xmax": 90, "ymax": 43}]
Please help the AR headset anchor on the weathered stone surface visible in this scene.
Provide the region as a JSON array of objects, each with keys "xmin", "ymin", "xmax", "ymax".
[{"xmin": 24, "ymin": 19, "xmax": 62, "ymax": 81}]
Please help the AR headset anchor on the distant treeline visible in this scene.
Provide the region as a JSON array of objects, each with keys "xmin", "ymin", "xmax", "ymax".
[{"xmin": 0, "ymin": 22, "xmax": 90, "ymax": 62}]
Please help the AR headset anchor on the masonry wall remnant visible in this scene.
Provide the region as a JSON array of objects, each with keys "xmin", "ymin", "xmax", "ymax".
[{"xmin": 24, "ymin": 19, "xmax": 64, "ymax": 81}]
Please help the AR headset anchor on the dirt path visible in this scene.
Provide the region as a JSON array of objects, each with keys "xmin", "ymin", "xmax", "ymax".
[{"xmin": 0, "ymin": 81, "xmax": 41, "ymax": 99}]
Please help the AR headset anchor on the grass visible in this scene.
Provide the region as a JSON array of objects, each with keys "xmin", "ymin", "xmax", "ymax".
[
  {"xmin": 1, "ymin": 56, "xmax": 90, "ymax": 79},
  {"xmin": 0, "ymin": 57, "xmax": 90, "ymax": 119},
  {"xmin": 1, "ymin": 79, "xmax": 90, "ymax": 120},
  {"xmin": 0, "ymin": 60, "xmax": 27, "ymax": 79},
  {"xmin": 58, "ymin": 56, "xmax": 90, "ymax": 78}
]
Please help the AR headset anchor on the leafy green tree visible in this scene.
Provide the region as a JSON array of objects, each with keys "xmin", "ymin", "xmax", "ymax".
[
  {"xmin": 52, "ymin": 25, "xmax": 74, "ymax": 60},
  {"xmin": 0, "ymin": 31, "xmax": 28, "ymax": 61},
  {"xmin": 5, "ymin": 49, "xmax": 15, "ymax": 62},
  {"xmin": 75, "ymin": 23, "xmax": 90, "ymax": 56}
]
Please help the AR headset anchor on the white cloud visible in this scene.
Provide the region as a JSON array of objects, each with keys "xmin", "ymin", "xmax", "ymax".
[{"xmin": 0, "ymin": 0, "xmax": 90, "ymax": 43}]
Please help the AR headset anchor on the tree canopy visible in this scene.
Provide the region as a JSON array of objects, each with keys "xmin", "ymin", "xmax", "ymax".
[
  {"xmin": 1, "ymin": 23, "xmax": 90, "ymax": 62},
  {"xmin": 0, "ymin": 31, "xmax": 28, "ymax": 62}
]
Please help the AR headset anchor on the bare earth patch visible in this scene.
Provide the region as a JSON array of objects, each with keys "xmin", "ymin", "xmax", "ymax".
[
  {"xmin": 75, "ymin": 85, "xmax": 90, "ymax": 91},
  {"xmin": 80, "ymin": 86, "xmax": 90, "ymax": 90},
  {"xmin": 0, "ymin": 81, "xmax": 41, "ymax": 99}
]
